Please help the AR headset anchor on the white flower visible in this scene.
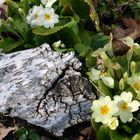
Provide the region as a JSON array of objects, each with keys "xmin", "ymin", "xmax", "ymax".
[
  {"xmin": 114, "ymin": 91, "xmax": 140, "ymax": 123},
  {"xmin": 107, "ymin": 117, "xmax": 119, "ymax": 130},
  {"xmin": 91, "ymin": 96, "xmax": 118, "ymax": 124},
  {"xmin": 89, "ymin": 68, "xmax": 114, "ymax": 88},
  {"xmin": 41, "ymin": 0, "xmax": 57, "ymax": 7},
  {"xmin": 127, "ymin": 75, "xmax": 140, "ymax": 94},
  {"xmin": 101, "ymin": 76, "xmax": 114, "ymax": 88},
  {"xmin": 38, "ymin": 7, "xmax": 59, "ymax": 28},
  {"xmin": 89, "ymin": 68, "xmax": 101, "ymax": 81},
  {"xmin": 0, "ymin": 0, "xmax": 5, "ymax": 6},
  {"xmin": 26, "ymin": 5, "xmax": 44, "ymax": 27}
]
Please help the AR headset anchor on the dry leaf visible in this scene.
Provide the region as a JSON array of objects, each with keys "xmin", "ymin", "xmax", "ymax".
[
  {"xmin": 112, "ymin": 18, "xmax": 140, "ymax": 56},
  {"xmin": 112, "ymin": 39, "xmax": 130, "ymax": 56},
  {"xmin": 0, "ymin": 123, "xmax": 18, "ymax": 140},
  {"xmin": 77, "ymin": 127, "xmax": 94, "ymax": 140},
  {"xmin": 123, "ymin": 18, "xmax": 140, "ymax": 39}
]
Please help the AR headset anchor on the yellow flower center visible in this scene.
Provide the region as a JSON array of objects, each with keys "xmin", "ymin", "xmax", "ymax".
[
  {"xmin": 120, "ymin": 102, "xmax": 128, "ymax": 111},
  {"xmin": 45, "ymin": 14, "xmax": 52, "ymax": 20},
  {"xmin": 100, "ymin": 105, "xmax": 109, "ymax": 115},
  {"xmin": 132, "ymin": 82, "xmax": 140, "ymax": 90}
]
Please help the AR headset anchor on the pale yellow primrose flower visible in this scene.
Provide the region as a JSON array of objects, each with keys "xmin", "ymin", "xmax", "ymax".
[
  {"xmin": 90, "ymin": 68, "xmax": 114, "ymax": 88},
  {"xmin": 121, "ymin": 37, "xmax": 139, "ymax": 48},
  {"xmin": 127, "ymin": 75, "xmax": 140, "ymax": 94},
  {"xmin": 101, "ymin": 76, "xmax": 114, "ymax": 88},
  {"xmin": 91, "ymin": 96, "xmax": 118, "ymax": 124},
  {"xmin": 0, "ymin": 0, "xmax": 5, "ymax": 6},
  {"xmin": 90, "ymin": 68, "xmax": 100, "ymax": 81},
  {"xmin": 26, "ymin": 5, "xmax": 44, "ymax": 27},
  {"xmin": 41, "ymin": 0, "xmax": 57, "ymax": 7},
  {"xmin": 107, "ymin": 117, "xmax": 119, "ymax": 130},
  {"xmin": 114, "ymin": 91, "xmax": 140, "ymax": 123},
  {"xmin": 38, "ymin": 7, "xmax": 59, "ymax": 28}
]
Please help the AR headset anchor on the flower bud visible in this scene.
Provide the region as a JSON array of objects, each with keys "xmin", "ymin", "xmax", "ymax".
[
  {"xmin": 18, "ymin": 8, "xmax": 25, "ymax": 17},
  {"xmin": 107, "ymin": 117, "xmax": 119, "ymax": 130},
  {"xmin": 119, "ymin": 78, "xmax": 124, "ymax": 90},
  {"xmin": 123, "ymin": 72, "xmax": 128, "ymax": 81},
  {"xmin": 130, "ymin": 61, "xmax": 136, "ymax": 74},
  {"xmin": 52, "ymin": 40, "xmax": 61, "ymax": 48},
  {"xmin": 60, "ymin": 43, "xmax": 65, "ymax": 48},
  {"xmin": 7, "ymin": 17, "xmax": 14, "ymax": 23},
  {"xmin": 101, "ymin": 76, "xmax": 114, "ymax": 88}
]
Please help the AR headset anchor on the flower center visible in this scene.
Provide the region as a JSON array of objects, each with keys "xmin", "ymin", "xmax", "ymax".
[
  {"xmin": 132, "ymin": 82, "xmax": 140, "ymax": 90},
  {"xmin": 100, "ymin": 105, "xmax": 109, "ymax": 115},
  {"xmin": 32, "ymin": 14, "xmax": 38, "ymax": 20},
  {"xmin": 120, "ymin": 102, "xmax": 128, "ymax": 111},
  {"xmin": 45, "ymin": 14, "xmax": 52, "ymax": 20}
]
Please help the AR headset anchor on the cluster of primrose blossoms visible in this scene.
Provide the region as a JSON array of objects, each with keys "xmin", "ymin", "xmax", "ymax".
[
  {"xmin": 26, "ymin": 0, "xmax": 59, "ymax": 28},
  {"xmin": 91, "ymin": 91, "xmax": 140, "ymax": 130}
]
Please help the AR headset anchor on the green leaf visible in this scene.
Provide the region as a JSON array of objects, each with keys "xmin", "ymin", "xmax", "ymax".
[
  {"xmin": 91, "ymin": 34, "xmax": 109, "ymax": 50},
  {"xmin": 16, "ymin": 127, "xmax": 28, "ymax": 140},
  {"xmin": 1, "ymin": 39, "xmax": 24, "ymax": 53},
  {"xmin": 70, "ymin": 0, "xmax": 90, "ymax": 19},
  {"xmin": 97, "ymin": 125, "xmax": 111, "ymax": 140},
  {"xmin": 74, "ymin": 43, "xmax": 90, "ymax": 55},
  {"xmin": 78, "ymin": 29, "xmax": 93, "ymax": 46},
  {"xmin": 129, "ymin": 2, "xmax": 140, "ymax": 11},
  {"xmin": 33, "ymin": 17, "xmax": 79, "ymax": 36},
  {"xmin": 3, "ymin": 41, "xmax": 23, "ymax": 52},
  {"xmin": 98, "ymin": 80, "xmax": 112, "ymax": 97},
  {"xmin": 85, "ymin": 51, "xmax": 96, "ymax": 68},
  {"xmin": 66, "ymin": 18, "xmax": 79, "ymax": 35},
  {"xmin": 0, "ymin": 38, "xmax": 23, "ymax": 53},
  {"xmin": 132, "ymin": 133, "xmax": 140, "ymax": 140},
  {"xmin": 84, "ymin": 0, "xmax": 100, "ymax": 31},
  {"xmin": 33, "ymin": 25, "xmax": 64, "ymax": 36},
  {"xmin": 122, "ymin": 124, "xmax": 133, "ymax": 134},
  {"xmin": 110, "ymin": 130, "xmax": 129, "ymax": 140},
  {"xmin": 28, "ymin": 130, "xmax": 40, "ymax": 140}
]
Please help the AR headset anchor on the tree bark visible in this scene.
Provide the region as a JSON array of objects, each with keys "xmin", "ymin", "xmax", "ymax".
[{"xmin": 0, "ymin": 44, "xmax": 96, "ymax": 136}]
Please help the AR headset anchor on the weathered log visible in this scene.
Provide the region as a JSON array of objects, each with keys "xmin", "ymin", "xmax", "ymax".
[{"xmin": 0, "ymin": 44, "xmax": 96, "ymax": 136}]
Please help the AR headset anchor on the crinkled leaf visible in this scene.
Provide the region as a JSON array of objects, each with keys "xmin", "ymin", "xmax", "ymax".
[
  {"xmin": 74, "ymin": 43, "xmax": 90, "ymax": 56},
  {"xmin": 78, "ymin": 29, "xmax": 93, "ymax": 46},
  {"xmin": 91, "ymin": 34, "xmax": 109, "ymax": 50}
]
